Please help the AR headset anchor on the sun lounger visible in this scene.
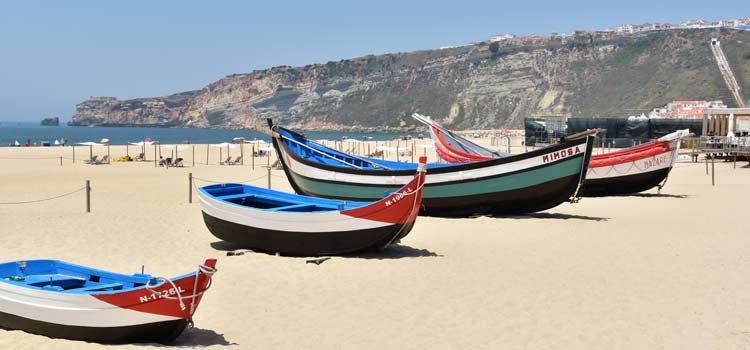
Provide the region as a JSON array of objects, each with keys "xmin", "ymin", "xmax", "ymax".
[
  {"xmin": 219, "ymin": 156, "xmax": 232, "ymax": 165},
  {"xmin": 173, "ymin": 158, "xmax": 184, "ymax": 167},
  {"xmin": 227, "ymin": 156, "xmax": 242, "ymax": 165},
  {"xmin": 83, "ymin": 155, "xmax": 99, "ymax": 164},
  {"xmin": 94, "ymin": 155, "xmax": 110, "ymax": 165}
]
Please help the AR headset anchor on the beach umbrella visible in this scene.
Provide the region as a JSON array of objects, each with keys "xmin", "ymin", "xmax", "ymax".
[
  {"xmin": 100, "ymin": 138, "xmax": 110, "ymax": 144},
  {"xmin": 76, "ymin": 141, "xmax": 104, "ymax": 146},
  {"xmin": 54, "ymin": 139, "xmax": 60, "ymax": 146}
]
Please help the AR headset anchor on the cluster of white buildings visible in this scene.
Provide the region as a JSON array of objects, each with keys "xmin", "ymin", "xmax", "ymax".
[
  {"xmin": 487, "ymin": 17, "xmax": 750, "ymax": 43},
  {"xmin": 647, "ymin": 100, "xmax": 728, "ymax": 119},
  {"xmin": 614, "ymin": 18, "xmax": 750, "ymax": 34}
]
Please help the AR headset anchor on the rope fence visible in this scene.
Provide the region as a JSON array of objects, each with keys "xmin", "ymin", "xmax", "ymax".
[{"xmin": 0, "ymin": 180, "xmax": 92, "ymax": 212}]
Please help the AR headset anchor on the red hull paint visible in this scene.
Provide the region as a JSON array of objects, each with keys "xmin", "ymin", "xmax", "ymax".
[
  {"xmin": 341, "ymin": 157, "xmax": 426, "ymax": 224},
  {"xmin": 93, "ymin": 259, "xmax": 216, "ymax": 320}
]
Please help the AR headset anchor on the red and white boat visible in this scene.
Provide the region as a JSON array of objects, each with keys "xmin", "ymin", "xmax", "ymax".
[
  {"xmin": 0, "ymin": 259, "xmax": 217, "ymax": 344},
  {"xmin": 413, "ymin": 113, "xmax": 690, "ymax": 196}
]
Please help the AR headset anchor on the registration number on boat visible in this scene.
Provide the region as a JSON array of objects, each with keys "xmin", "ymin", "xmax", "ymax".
[{"xmin": 139, "ymin": 286, "xmax": 186, "ymax": 303}]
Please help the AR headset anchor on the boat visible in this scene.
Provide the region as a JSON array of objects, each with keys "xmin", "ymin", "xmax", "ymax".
[
  {"xmin": 198, "ymin": 157, "xmax": 427, "ymax": 256},
  {"xmin": 416, "ymin": 113, "xmax": 689, "ymax": 197},
  {"xmin": 267, "ymin": 119, "xmax": 595, "ymax": 217},
  {"xmin": 582, "ymin": 129, "xmax": 689, "ymax": 196},
  {"xmin": 0, "ymin": 259, "xmax": 217, "ymax": 344}
]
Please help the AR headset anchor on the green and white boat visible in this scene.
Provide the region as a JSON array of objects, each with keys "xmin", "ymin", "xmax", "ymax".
[{"xmin": 269, "ymin": 120, "xmax": 595, "ymax": 217}]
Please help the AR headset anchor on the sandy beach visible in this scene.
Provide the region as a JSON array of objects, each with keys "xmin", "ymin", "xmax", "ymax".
[{"xmin": 1, "ymin": 142, "xmax": 750, "ymax": 349}]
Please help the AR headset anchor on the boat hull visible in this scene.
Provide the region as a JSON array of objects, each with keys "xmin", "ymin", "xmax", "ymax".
[
  {"xmin": 271, "ymin": 127, "xmax": 593, "ymax": 217},
  {"xmin": 581, "ymin": 167, "xmax": 672, "ymax": 197},
  {"xmin": 0, "ymin": 310, "xmax": 187, "ymax": 344},
  {"xmin": 288, "ymin": 171, "xmax": 583, "ymax": 217},
  {"xmin": 202, "ymin": 211, "xmax": 415, "ymax": 255}
]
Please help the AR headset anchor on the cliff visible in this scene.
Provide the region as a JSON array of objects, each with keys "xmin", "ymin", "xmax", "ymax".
[{"xmin": 70, "ymin": 28, "xmax": 750, "ymax": 130}]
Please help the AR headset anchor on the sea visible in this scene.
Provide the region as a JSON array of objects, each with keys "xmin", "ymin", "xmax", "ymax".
[{"xmin": 0, "ymin": 122, "xmax": 406, "ymax": 146}]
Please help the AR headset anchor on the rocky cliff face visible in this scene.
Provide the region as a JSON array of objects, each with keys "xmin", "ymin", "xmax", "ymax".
[{"xmin": 70, "ymin": 28, "xmax": 750, "ymax": 130}]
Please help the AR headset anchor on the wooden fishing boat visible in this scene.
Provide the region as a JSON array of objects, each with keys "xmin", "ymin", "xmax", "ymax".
[
  {"xmin": 415, "ymin": 114, "xmax": 689, "ymax": 197},
  {"xmin": 0, "ymin": 259, "xmax": 217, "ymax": 344},
  {"xmin": 582, "ymin": 129, "xmax": 688, "ymax": 196},
  {"xmin": 198, "ymin": 157, "xmax": 426, "ymax": 256},
  {"xmin": 267, "ymin": 119, "xmax": 595, "ymax": 217}
]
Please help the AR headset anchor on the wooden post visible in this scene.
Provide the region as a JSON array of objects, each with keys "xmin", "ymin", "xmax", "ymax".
[
  {"xmin": 733, "ymin": 152, "xmax": 737, "ymax": 169},
  {"xmin": 219, "ymin": 148, "xmax": 222, "ymax": 165},
  {"xmin": 206, "ymin": 144, "xmax": 209, "ymax": 165},
  {"xmin": 252, "ymin": 144, "xmax": 255, "ymax": 170},
  {"xmin": 85, "ymin": 180, "xmax": 91, "ymax": 213},
  {"xmin": 711, "ymin": 156, "xmax": 715, "ymax": 186},
  {"xmin": 72, "ymin": 145, "xmax": 75, "ymax": 163},
  {"xmin": 188, "ymin": 173, "xmax": 193, "ymax": 203},
  {"xmin": 267, "ymin": 150, "xmax": 270, "ymax": 167},
  {"xmin": 396, "ymin": 140, "xmax": 400, "ymax": 162},
  {"xmin": 192, "ymin": 144, "xmax": 195, "ymax": 167},
  {"xmin": 267, "ymin": 167, "xmax": 271, "ymax": 189},
  {"xmin": 89, "ymin": 145, "xmax": 93, "ymax": 162},
  {"xmin": 411, "ymin": 143, "xmax": 415, "ymax": 163},
  {"xmin": 107, "ymin": 144, "xmax": 110, "ymax": 159},
  {"xmin": 241, "ymin": 143, "xmax": 244, "ymax": 165},
  {"xmin": 60, "ymin": 156, "xmax": 62, "ymax": 166},
  {"xmin": 126, "ymin": 144, "xmax": 129, "ymax": 158},
  {"xmin": 154, "ymin": 144, "xmax": 157, "ymax": 167},
  {"xmin": 705, "ymin": 155, "xmax": 709, "ymax": 175},
  {"xmin": 158, "ymin": 144, "xmax": 162, "ymax": 159}
]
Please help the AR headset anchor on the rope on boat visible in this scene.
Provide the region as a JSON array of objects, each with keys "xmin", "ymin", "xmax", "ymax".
[
  {"xmin": 144, "ymin": 263, "xmax": 218, "ymax": 328},
  {"xmin": 0, "ymin": 186, "xmax": 86, "ymax": 205}
]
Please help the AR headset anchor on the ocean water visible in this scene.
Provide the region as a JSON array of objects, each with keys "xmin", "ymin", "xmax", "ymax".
[{"xmin": 0, "ymin": 122, "xmax": 405, "ymax": 146}]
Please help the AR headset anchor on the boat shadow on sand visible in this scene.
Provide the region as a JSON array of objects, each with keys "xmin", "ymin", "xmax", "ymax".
[
  {"xmin": 500, "ymin": 212, "xmax": 609, "ymax": 221},
  {"xmin": 168, "ymin": 327, "xmax": 237, "ymax": 347},
  {"xmin": 210, "ymin": 241, "xmax": 441, "ymax": 260},
  {"xmin": 615, "ymin": 193, "xmax": 688, "ymax": 199}
]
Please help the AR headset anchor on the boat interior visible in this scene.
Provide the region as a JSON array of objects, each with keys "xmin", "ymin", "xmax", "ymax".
[
  {"xmin": 201, "ymin": 183, "xmax": 367, "ymax": 212},
  {"xmin": 277, "ymin": 128, "xmax": 453, "ymax": 170},
  {"xmin": 0, "ymin": 260, "xmax": 157, "ymax": 293}
]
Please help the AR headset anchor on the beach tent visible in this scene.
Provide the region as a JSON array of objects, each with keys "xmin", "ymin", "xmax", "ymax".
[{"xmin": 76, "ymin": 142, "xmax": 104, "ymax": 146}]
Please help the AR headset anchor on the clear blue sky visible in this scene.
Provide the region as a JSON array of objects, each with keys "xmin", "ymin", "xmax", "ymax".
[{"xmin": 0, "ymin": 0, "xmax": 745, "ymax": 121}]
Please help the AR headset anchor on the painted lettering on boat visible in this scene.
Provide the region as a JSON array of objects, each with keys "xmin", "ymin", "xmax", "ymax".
[
  {"xmin": 641, "ymin": 154, "xmax": 670, "ymax": 170},
  {"xmin": 384, "ymin": 187, "xmax": 412, "ymax": 207},
  {"xmin": 139, "ymin": 286, "xmax": 187, "ymax": 303},
  {"xmin": 542, "ymin": 146, "xmax": 582, "ymax": 163}
]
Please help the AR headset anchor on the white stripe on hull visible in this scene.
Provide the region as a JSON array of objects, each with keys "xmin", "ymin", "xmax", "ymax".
[
  {"xmin": 198, "ymin": 193, "xmax": 392, "ymax": 232},
  {"xmin": 0, "ymin": 283, "xmax": 176, "ymax": 327},
  {"xmin": 587, "ymin": 148, "xmax": 678, "ymax": 180},
  {"xmin": 280, "ymin": 142, "xmax": 587, "ymax": 186}
]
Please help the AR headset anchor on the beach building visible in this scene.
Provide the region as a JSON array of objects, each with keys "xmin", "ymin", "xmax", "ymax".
[
  {"xmin": 703, "ymin": 108, "xmax": 750, "ymax": 136},
  {"xmin": 650, "ymin": 100, "xmax": 727, "ymax": 119}
]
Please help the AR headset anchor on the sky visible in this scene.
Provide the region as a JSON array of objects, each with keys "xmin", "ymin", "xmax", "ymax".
[{"xmin": 0, "ymin": 0, "xmax": 746, "ymax": 121}]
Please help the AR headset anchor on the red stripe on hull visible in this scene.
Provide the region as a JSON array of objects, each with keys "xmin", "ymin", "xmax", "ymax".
[
  {"xmin": 93, "ymin": 259, "xmax": 216, "ymax": 319},
  {"xmin": 341, "ymin": 158, "xmax": 426, "ymax": 224}
]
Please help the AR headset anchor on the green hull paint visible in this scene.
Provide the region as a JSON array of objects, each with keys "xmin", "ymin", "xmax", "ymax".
[{"xmin": 291, "ymin": 156, "xmax": 584, "ymax": 200}]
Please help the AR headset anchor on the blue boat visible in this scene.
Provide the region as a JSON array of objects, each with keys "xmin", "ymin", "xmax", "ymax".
[
  {"xmin": 198, "ymin": 157, "xmax": 427, "ymax": 256},
  {"xmin": 0, "ymin": 259, "xmax": 217, "ymax": 344}
]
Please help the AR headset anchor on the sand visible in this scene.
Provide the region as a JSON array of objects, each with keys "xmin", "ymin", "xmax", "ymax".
[{"xmin": 1, "ymin": 142, "xmax": 750, "ymax": 349}]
